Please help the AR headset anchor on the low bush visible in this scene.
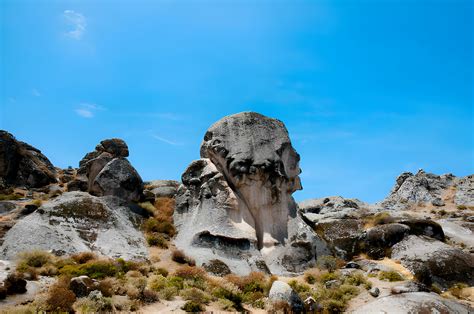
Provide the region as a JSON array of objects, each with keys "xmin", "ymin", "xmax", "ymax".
[
  {"xmin": 182, "ymin": 301, "xmax": 204, "ymax": 312},
  {"xmin": 174, "ymin": 265, "xmax": 206, "ymax": 281},
  {"xmin": 147, "ymin": 233, "xmax": 168, "ymax": 248},
  {"xmin": 317, "ymin": 255, "xmax": 338, "ymax": 272},
  {"xmin": 98, "ymin": 278, "xmax": 115, "ymax": 297},
  {"xmin": 367, "ymin": 212, "xmax": 395, "ymax": 226},
  {"xmin": 0, "ymin": 194, "xmax": 21, "ymax": 201},
  {"xmin": 4, "ymin": 272, "xmax": 27, "ymax": 294},
  {"xmin": 378, "ymin": 271, "xmax": 404, "ymax": 282},
  {"xmin": 143, "ymin": 218, "xmax": 176, "ymax": 237},
  {"xmin": 155, "ymin": 267, "xmax": 169, "ymax": 277},
  {"xmin": 171, "ymin": 250, "xmax": 195, "ymax": 265},
  {"xmin": 154, "ymin": 197, "xmax": 175, "ymax": 217},
  {"xmin": 180, "ymin": 287, "xmax": 212, "ymax": 304},
  {"xmin": 73, "ymin": 296, "xmax": 114, "ymax": 313},
  {"xmin": 17, "ymin": 250, "xmax": 54, "ymax": 268},
  {"xmin": 45, "ymin": 280, "xmax": 76, "ymax": 312},
  {"xmin": 59, "ymin": 260, "xmax": 118, "ymax": 279},
  {"xmin": 71, "ymin": 252, "xmax": 97, "ymax": 264}
]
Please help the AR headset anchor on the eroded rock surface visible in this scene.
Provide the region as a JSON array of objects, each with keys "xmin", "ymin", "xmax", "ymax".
[
  {"xmin": 0, "ymin": 192, "xmax": 148, "ymax": 260},
  {"xmin": 174, "ymin": 112, "xmax": 328, "ymax": 275},
  {"xmin": 0, "ymin": 130, "xmax": 57, "ymax": 189}
]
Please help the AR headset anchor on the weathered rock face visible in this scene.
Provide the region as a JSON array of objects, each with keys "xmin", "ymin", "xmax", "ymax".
[
  {"xmin": 143, "ymin": 180, "xmax": 179, "ymax": 201},
  {"xmin": 352, "ymin": 292, "xmax": 472, "ymax": 314},
  {"xmin": 72, "ymin": 139, "xmax": 143, "ymax": 202},
  {"xmin": 378, "ymin": 170, "xmax": 474, "ymax": 211},
  {"xmin": 391, "ymin": 235, "xmax": 474, "ymax": 287},
  {"xmin": 174, "ymin": 112, "xmax": 328, "ymax": 275},
  {"xmin": 268, "ymin": 280, "xmax": 304, "ymax": 312},
  {"xmin": 0, "ymin": 131, "xmax": 57, "ymax": 189},
  {"xmin": 0, "ymin": 192, "xmax": 148, "ymax": 260}
]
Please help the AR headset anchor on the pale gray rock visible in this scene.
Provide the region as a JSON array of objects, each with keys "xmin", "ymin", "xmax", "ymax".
[
  {"xmin": 352, "ymin": 292, "xmax": 471, "ymax": 314},
  {"xmin": 437, "ymin": 219, "xmax": 474, "ymax": 250},
  {"xmin": 364, "ymin": 223, "xmax": 410, "ymax": 259},
  {"xmin": 0, "ymin": 202, "xmax": 16, "ymax": 216},
  {"xmin": 0, "ymin": 192, "xmax": 148, "ymax": 260},
  {"xmin": 390, "ymin": 281, "xmax": 429, "ymax": 294},
  {"xmin": 368, "ymin": 287, "xmax": 380, "ymax": 297},
  {"xmin": 90, "ymin": 158, "xmax": 143, "ymax": 202},
  {"xmin": 379, "ymin": 170, "xmax": 455, "ymax": 210},
  {"xmin": 455, "ymin": 174, "xmax": 474, "ymax": 207},
  {"xmin": 391, "ymin": 235, "xmax": 474, "ymax": 287},
  {"xmin": 174, "ymin": 112, "xmax": 328, "ymax": 275},
  {"xmin": 143, "ymin": 180, "xmax": 179, "ymax": 200},
  {"xmin": 268, "ymin": 280, "xmax": 304, "ymax": 312}
]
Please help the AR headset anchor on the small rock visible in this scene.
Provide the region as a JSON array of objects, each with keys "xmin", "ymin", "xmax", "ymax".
[
  {"xmin": 344, "ymin": 261, "xmax": 361, "ymax": 269},
  {"xmin": 70, "ymin": 275, "xmax": 95, "ymax": 298},
  {"xmin": 21, "ymin": 204, "xmax": 38, "ymax": 216},
  {"xmin": 391, "ymin": 281, "xmax": 429, "ymax": 294},
  {"xmin": 88, "ymin": 290, "xmax": 103, "ymax": 300},
  {"xmin": 269, "ymin": 281, "xmax": 304, "ymax": 313},
  {"xmin": 202, "ymin": 259, "xmax": 232, "ymax": 276},
  {"xmin": 369, "ymin": 287, "xmax": 380, "ymax": 297},
  {"xmin": 431, "ymin": 198, "xmax": 445, "ymax": 207}
]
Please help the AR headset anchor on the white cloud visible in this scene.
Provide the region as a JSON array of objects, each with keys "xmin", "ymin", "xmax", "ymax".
[
  {"xmin": 31, "ymin": 89, "xmax": 41, "ymax": 97},
  {"xmin": 74, "ymin": 103, "xmax": 104, "ymax": 118},
  {"xmin": 63, "ymin": 10, "xmax": 86, "ymax": 40},
  {"xmin": 152, "ymin": 134, "xmax": 181, "ymax": 146}
]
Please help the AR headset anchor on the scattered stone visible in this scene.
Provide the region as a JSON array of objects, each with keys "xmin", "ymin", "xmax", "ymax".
[
  {"xmin": 268, "ymin": 281, "xmax": 304, "ymax": 313},
  {"xmin": 70, "ymin": 276, "xmax": 96, "ymax": 298},
  {"xmin": 21, "ymin": 204, "xmax": 38, "ymax": 216},
  {"xmin": 344, "ymin": 261, "xmax": 361, "ymax": 269},
  {"xmin": 431, "ymin": 198, "xmax": 445, "ymax": 207},
  {"xmin": 369, "ymin": 287, "xmax": 380, "ymax": 297}
]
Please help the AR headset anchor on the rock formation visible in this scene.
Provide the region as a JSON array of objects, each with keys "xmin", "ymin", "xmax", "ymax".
[
  {"xmin": 71, "ymin": 138, "xmax": 143, "ymax": 202},
  {"xmin": 174, "ymin": 112, "xmax": 328, "ymax": 275},
  {"xmin": 0, "ymin": 191, "xmax": 148, "ymax": 260},
  {"xmin": 0, "ymin": 130, "xmax": 57, "ymax": 189}
]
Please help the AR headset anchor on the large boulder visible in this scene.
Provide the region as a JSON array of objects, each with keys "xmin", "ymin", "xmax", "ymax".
[
  {"xmin": 363, "ymin": 223, "xmax": 410, "ymax": 259},
  {"xmin": 143, "ymin": 180, "xmax": 179, "ymax": 201},
  {"xmin": 174, "ymin": 112, "xmax": 328, "ymax": 275},
  {"xmin": 74, "ymin": 139, "xmax": 143, "ymax": 202},
  {"xmin": 352, "ymin": 292, "xmax": 472, "ymax": 314},
  {"xmin": 0, "ymin": 192, "xmax": 148, "ymax": 260},
  {"xmin": 391, "ymin": 235, "xmax": 474, "ymax": 287},
  {"xmin": 0, "ymin": 130, "xmax": 57, "ymax": 189},
  {"xmin": 299, "ymin": 196, "xmax": 367, "ymax": 223},
  {"xmin": 90, "ymin": 158, "xmax": 143, "ymax": 202}
]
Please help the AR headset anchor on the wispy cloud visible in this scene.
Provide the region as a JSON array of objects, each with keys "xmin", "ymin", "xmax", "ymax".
[
  {"xmin": 63, "ymin": 10, "xmax": 86, "ymax": 40},
  {"xmin": 74, "ymin": 103, "xmax": 105, "ymax": 118},
  {"xmin": 31, "ymin": 89, "xmax": 41, "ymax": 97},
  {"xmin": 151, "ymin": 134, "xmax": 182, "ymax": 146}
]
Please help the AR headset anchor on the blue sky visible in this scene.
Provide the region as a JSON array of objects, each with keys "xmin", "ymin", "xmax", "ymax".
[{"xmin": 1, "ymin": 0, "xmax": 472, "ymax": 203}]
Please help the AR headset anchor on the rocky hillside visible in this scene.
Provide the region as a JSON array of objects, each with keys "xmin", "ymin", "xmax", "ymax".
[{"xmin": 0, "ymin": 113, "xmax": 472, "ymax": 313}]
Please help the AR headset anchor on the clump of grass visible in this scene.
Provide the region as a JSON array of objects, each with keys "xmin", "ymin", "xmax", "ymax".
[
  {"xmin": 45, "ymin": 278, "xmax": 77, "ymax": 312},
  {"xmin": 457, "ymin": 205, "xmax": 467, "ymax": 210},
  {"xmin": 448, "ymin": 283, "xmax": 468, "ymax": 299},
  {"xmin": 0, "ymin": 193, "xmax": 22, "ymax": 201},
  {"xmin": 146, "ymin": 233, "xmax": 168, "ymax": 248},
  {"xmin": 17, "ymin": 250, "xmax": 53, "ymax": 268},
  {"xmin": 180, "ymin": 287, "xmax": 212, "ymax": 304},
  {"xmin": 143, "ymin": 218, "xmax": 176, "ymax": 236},
  {"xmin": 182, "ymin": 301, "xmax": 204, "ymax": 312},
  {"xmin": 59, "ymin": 259, "xmax": 119, "ymax": 279},
  {"xmin": 71, "ymin": 252, "xmax": 97, "ymax": 264},
  {"xmin": 171, "ymin": 250, "xmax": 195, "ymax": 266},
  {"xmin": 369, "ymin": 212, "xmax": 395, "ymax": 226},
  {"xmin": 378, "ymin": 270, "xmax": 404, "ymax": 282}
]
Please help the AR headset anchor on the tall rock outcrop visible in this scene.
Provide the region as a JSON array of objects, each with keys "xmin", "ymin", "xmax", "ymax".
[
  {"xmin": 71, "ymin": 138, "xmax": 143, "ymax": 202},
  {"xmin": 0, "ymin": 130, "xmax": 57, "ymax": 189},
  {"xmin": 174, "ymin": 112, "xmax": 328, "ymax": 275}
]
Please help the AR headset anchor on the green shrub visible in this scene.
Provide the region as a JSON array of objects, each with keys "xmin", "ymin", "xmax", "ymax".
[
  {"xmin": 147, "ymin": 233, "xmax": 168, "ymax": 248},
  {"xmin": 159, "ymin": 286, "xmax": 178, "ymax": 300},
  {"xmin": 180, "ymin": 288, "xmax": 212, "ymax": 304},
  {"xmin": 457, "ymin": 205, "xmax": 467, "ymax": 210},
  {"xmin": 148, "ymin": 275, "xmax": 167, "ymax": 291},
  {"xmin": 174, "ymin": 266, "xmax": 206, "ymax": 281},
  {"xmin": 317, "ymin": 255, "xmax": 338, "ymax": 272},
  {"xmin": 288, "ymin": 280, "xmax": 311, "ymax": 294},
  {"xmin": 0, "ymin": 194, "xmax": 21, "ymax": 201},
  {"xmin": 155, "ymin": 267, "xmax": 169, "ymax": 277},
  {"xmin": 344, "ymin": 272, "xmax": 368, "ymax": 286},
  {"xmin": 143, "ymin": 218, "xmax": 176, "ymax": 236},
  {"xmin": 378, "ymin": 271, "xmax": 404, "ymax": 282},
  {"xmin": 59, "ymin": 260, "xmax": 118, "ymax": 279},
  {"xmin": 371, "ymin": 212, "xmax": 395, "ymax": 226},
  {"xmin": 304, "ymin": 272, "xmax": 317, "ymax": 284},
  {"xmin": 182, "ymin": 301, "xmax": 204, "ymax": 312},
  {"xmin": 322, "ymin": 299, "xmax": 346, "ymax": 313}
]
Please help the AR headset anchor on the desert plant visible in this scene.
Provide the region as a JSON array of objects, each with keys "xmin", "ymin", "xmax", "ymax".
[
  {"xmin": 372, "ymin": 212, "xmax": 395, "ymax": 225},
  {"xmin": 182, "ymin": 301, "xmax": 204, "ymax": 312},
  {"xmin": 45, "ymin": 280, "xmax": 76, "ymax": 312},
  {"xmin": 171, "ymin": 249, "xmax": 195, "ymax": 265},
  {"xmin": 174, "ymin": 265, "xmax": 207, "ymax": 281},
  {"xmin": 457, "ymin": 205, "xmax": 467, "ymax": 210},
  {"xmin": 155, "ymin": 267, "xmax": 169, "ymax": 277},
  {"xmin": 17, "ymin": 250, "xmax": 54, "ymax": 268},
  {"xmin": 3, "ymin": 272, "xmax": 27, "ymax": 294},
  {"xmin": 147, "ymin": 233, "xmax": 168, "ymax": 248},
  {"xmin": 180, "ymin": 287, "xmax": 212, "ymax": 304},
  {"xmin": 71, "ymin": 252, "xmax": 97, "ymax": 264},
  {"xmin": 317, "ymin": 255, "xmax": 338, "ymax": 272},
  {"xmin": 378, "ymin": 270, "xmax": 404, "ymax": 282}
]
